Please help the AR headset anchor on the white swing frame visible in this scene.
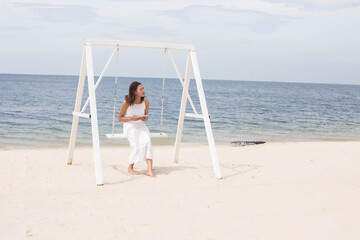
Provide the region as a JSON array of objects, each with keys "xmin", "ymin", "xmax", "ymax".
[{"xmin": 67, "ymin": 39, "xmax": 222, "ymax": 185}]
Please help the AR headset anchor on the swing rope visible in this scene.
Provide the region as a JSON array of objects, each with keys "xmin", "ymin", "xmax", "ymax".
[
  {"xmin": 111, "ymin": 47, "xmax": 119, "ymax": 135},
  {"xmin": 160, "ymin": 48, "xmax": 167, "ymax": 135},
  {"xmin": 109, "ymin": 47, "xmax": 167, "ymax": 137}
]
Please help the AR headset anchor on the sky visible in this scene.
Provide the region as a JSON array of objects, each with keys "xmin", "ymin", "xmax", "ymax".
[{"xmin": 0, "ymin": 0, "xmax": 360, "ymax": 84}]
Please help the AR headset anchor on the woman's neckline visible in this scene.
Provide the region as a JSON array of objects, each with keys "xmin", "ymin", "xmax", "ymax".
[{"xmin": 133, "ymin": 101, "xmax": 144, "ymax": 105}]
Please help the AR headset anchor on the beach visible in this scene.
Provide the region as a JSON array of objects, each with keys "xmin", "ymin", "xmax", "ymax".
[
  {"xmin": 2, "ymin": 1, "xmax": 360, "ymax": 239},
  {"xmin": 1, "ymin": 142, "xmax": 360, "ymax": 239}
]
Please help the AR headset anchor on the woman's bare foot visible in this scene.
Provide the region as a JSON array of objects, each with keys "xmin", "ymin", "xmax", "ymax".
[
  {"xmin": 147, "ymin": 170, "xmax": 155, "ymax": 177},
  {"xmin": 128, "ymin": 168, "xmax": 139, "ymax": 175},
  {"xmin": 146, "ymin": 159, "xmax": 154, "ymax": 177},
  {"xmin": 128, "ymin": 163, "xmax": 139, "ymax": 175}
]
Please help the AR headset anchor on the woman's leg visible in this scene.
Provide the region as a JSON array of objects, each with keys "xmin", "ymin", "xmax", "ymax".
[
  {"xmin": 128, "ymin": 163, "xmax": 139, "ymax": 175},
  {"xmin": 146, "ymin": 158, "xmax": 154, "ymax": 177}
]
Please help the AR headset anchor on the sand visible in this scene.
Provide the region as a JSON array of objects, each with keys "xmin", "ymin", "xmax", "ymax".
[{"xmin": 1, "ymin": 142, "xmax": 360, "ymax": 240}]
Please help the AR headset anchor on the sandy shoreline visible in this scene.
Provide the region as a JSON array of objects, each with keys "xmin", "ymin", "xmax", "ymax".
[{"xmin": 1, "ymin": 142, "xmax": 360, "ymax": 239}]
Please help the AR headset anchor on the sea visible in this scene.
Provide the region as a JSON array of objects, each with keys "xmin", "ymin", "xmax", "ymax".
[{"xmin": 0, "ymin": 73, "xmax": 360, "ymax": 148}]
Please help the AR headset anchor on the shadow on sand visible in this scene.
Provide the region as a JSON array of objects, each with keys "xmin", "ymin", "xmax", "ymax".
[
  {"xmin": 220, "ymin": 163, "xmax": 263, "ymax": 180},
  {"xmin": 104, "ymin": 164, "xmax": 197, "ymax": 185}
]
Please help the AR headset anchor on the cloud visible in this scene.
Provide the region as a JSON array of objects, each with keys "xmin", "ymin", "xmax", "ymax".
[
  {"xmin": 0, "ymin": 0, "xmax": 359, "ymax": 83},
  {"xmin": 159, "ymin": 5, "xmax": 291, "ymax": 34},
  {"xmin": 13, "ymin": 2, "xmax": 98, "ymax": 24}
]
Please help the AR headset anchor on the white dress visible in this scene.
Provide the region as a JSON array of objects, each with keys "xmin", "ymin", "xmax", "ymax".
[{"xmin": 123, "ymin": 101, "xmax": 153, "ymax": 164}]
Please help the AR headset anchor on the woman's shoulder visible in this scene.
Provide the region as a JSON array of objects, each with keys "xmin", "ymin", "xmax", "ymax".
[{"xmin": 144, "ymin": 98, "xmax": 149, "ymax": 105}]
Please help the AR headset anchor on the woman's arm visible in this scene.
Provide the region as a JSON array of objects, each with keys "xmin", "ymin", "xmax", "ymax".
[
  {"xmin": 141, "ymin": 99, "xmax": 149, "ymax": 122},
  {"xmin": 118, "ymin": 100, "xmax": 140, "ymax": 122}
]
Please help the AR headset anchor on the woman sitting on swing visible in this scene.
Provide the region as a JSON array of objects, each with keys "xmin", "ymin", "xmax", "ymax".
[{"xmin": 118, "ymin": 81, "xmax": 154, "ymax": 177}]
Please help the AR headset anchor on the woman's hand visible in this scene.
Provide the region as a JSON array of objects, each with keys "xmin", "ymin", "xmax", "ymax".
[
  {"xmin": 140, "ymin": 116, "xmax": 148, "ymax": 122},
  {"xmin": 131, "ymin": 115, "xmax": 141, "ymax": 121}
]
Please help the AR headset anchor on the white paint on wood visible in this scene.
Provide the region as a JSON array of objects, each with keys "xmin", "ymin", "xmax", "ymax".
[
  {"xmin": 72, "ymin": 111, "xmax": 91, "ymax": 119},
  {"xmin": 190, "ymin": 51, "xmax": 222, "ymax": 179},
  {"xmin": 81, "ymin": 47, "xmax": 118, "ymax": 113},
  {"xmin": 84, "ymin": 39, "xmax": 195, "ymax": 51},
  {"xmin": 167, "ymin": 50, "xmax": 198, "ymax": 115},
  {"xmin": 67, "ymin": 40, "xmax": 222, "ymax": 185},
  {"xmin": 85, "ymin": 46, "xmax": 103, "ymax": 185},
  {"xmin": 184, "ymin": 113, "xmax": 203, "ymax": 119},
  {"xmin": 173, "ymin": 52, "xmax": 192, "ymax": 163},
  {"xmin": 67, "ymin": 48, "xmax": 87, "ymax": 165}
]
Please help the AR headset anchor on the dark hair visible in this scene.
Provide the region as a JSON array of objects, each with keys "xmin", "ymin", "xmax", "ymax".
[{"xmin": 125, "ymin": 81, "xmax": 144, "ymax": 105}]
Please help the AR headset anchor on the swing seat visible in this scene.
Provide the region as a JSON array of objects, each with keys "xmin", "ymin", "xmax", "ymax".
[{"xmin": 106, "ymin": 132, "xmax": 168, "ymax": 139}]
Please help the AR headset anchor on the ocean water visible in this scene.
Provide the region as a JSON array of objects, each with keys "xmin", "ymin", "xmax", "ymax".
[{"xmin": 0, "ymin": 73, "xmax": 360, "ymax": 148}]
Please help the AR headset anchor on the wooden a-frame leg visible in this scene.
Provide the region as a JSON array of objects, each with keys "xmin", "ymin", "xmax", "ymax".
[
  {"xmin": 85, "ymin": 45, "xmax": 103, "ymax": 186},
  {"xmin": 67, "ymin": 47, "xmax": 87, "ymax": 165},
  {"xmin": 190, "ymin": 51, "xmax": 222, "ymax": 179},
  {"xmin": 173, "ymin": 52, "xmax": 192, "ymax": 163}
]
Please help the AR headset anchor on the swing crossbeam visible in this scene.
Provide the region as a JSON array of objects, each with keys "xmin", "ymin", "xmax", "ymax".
[
  {"xmin": 72, "ymin": 111, "xmax": 91, "ymax": 119},
  {"xmin": 85, "ymin": 39, "xmax": 195, "ymax": 51},
  {"xmin": 185, "ymin": 113, "xmax": 203, "ymax": 119}
]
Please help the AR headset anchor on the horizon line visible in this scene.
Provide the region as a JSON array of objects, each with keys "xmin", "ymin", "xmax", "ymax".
[{"xmin": 0, "ymin": 72, "xmax": 359, "ymax": 86}]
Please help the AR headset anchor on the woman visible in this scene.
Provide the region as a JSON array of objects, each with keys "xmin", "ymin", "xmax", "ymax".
[{"xmin": 118, "ymin": 81, "xmax": 154, "ymax": 177}]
